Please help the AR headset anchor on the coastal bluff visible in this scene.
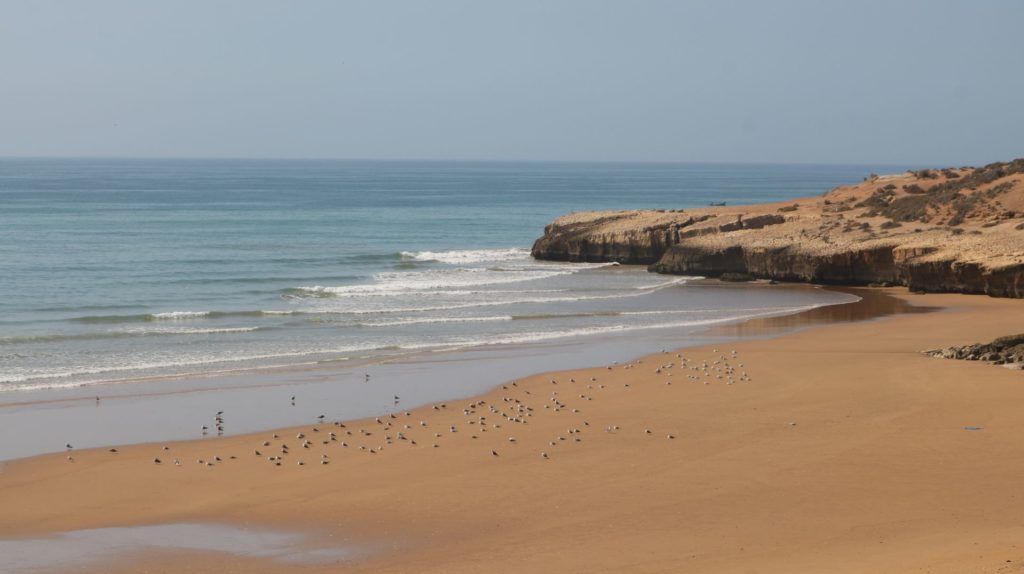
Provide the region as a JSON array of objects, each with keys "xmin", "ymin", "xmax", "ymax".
[{"xmin": 532, "ymin": 159, "xmax": 1024, "ymax": 298}]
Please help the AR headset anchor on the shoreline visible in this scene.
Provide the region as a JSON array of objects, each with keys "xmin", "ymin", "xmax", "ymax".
[
  {"xmin": 4, "ymin": 288, "xmax": 1022, "ymax": 573},
  {"xmin": 0, "ymin": 281, "xmax": 860, "ymax": 462}
]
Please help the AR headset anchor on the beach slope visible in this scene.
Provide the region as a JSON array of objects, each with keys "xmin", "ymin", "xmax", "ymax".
[{"xmin": 2, "ymin": 290, "xmax": 1024, "ymax": 573}]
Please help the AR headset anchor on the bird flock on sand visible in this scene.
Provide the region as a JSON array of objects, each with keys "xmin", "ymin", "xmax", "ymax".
[{"xmin": 65, "ymin": 349, "xmax": 758, "ymax": 469}]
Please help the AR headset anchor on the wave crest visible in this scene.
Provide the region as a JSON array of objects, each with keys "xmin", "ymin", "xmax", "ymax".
[{"xmin": 399, "ymin": 248, "xmax": 531, "ymax": 265}]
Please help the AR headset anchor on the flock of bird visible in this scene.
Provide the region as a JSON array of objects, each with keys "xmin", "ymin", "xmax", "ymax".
[{"xmin": 64, "ymin": 348, "xmax": 755, "ymax": 469}]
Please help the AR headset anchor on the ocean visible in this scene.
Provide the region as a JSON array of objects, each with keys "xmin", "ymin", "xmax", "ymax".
[{"xmin": 0, "ymin": 159, "xmax": 900, "ymax": 394}]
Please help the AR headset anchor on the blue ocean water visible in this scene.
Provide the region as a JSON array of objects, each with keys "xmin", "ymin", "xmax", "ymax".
[{"xmin": 0, "ymin": 159, "xmax": 901, "ymax": 391}]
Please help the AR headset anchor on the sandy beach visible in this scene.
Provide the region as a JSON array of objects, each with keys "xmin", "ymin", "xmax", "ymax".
[{"xmin": 2, "ymin": 288, "xmax": 1023, "ymax": 573}]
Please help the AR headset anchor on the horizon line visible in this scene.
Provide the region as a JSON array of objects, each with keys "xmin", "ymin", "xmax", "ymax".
[{"xmin": 0, "ymin": 154, "xmax": 938, "ymax": 169}]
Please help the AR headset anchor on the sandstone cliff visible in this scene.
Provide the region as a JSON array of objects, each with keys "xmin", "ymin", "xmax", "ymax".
[{"xmin": 531, "ymin": 159, "xmax": 1024, "ymax": 297}]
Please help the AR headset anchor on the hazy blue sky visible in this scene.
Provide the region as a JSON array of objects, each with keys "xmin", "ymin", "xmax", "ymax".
[{"xmin": 1, "ymin": 1, "xmax": 1021, "ymax": 165}]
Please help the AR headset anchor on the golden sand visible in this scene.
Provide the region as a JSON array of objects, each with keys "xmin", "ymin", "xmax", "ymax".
[{"xmin": 2, "ymin": 289, "xmax": 1023, "ymax": 573}]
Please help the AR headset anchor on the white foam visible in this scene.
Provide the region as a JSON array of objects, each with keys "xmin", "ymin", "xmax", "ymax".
[
  {"xmin": 305, "ymin": 278, "xmax": 694, "ymax": 315},
  {"xmin": 619, "ymin": 305, "xmax": 804, "ymax": 316},
  {"xmin": 0, "ymin": 300, "xmax": 834, "ymax": 391},
  {"xmin": 124, "ymin": 327, "xmax": 262, "ymax": 335},
  {"xmin": 0, "ymin": 342, "xmax": 394, "ymax": 390},
  {"xmin": 359, "ymin": 315, "xmax": 514, "ymax": 327},
  {"xmin": 399, "ymin": 247, "xmax": 531, "ymax": 264},
  {"xmin": 442, "ymin": 307, "xmax": 821, "ymax": 348},
  {"xmin": 149, "ymin": 311, "xmax": 211, "ymax": 320},
  {"xmin": 632, "ymin": 276, "xmax": 691, "ymax": 290},
  {"xmin": 292, "ymin": 268, "xmax": 575, "ymax": 298}
]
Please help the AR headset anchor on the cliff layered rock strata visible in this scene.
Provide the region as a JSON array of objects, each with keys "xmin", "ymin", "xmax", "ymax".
[{"xmin": 531, "ymin": 160, "xmax": 1024, "ymax": 298}]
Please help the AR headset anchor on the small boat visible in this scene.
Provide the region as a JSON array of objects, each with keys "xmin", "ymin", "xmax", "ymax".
[{"xmin": 708, "ymin": 201, "xmax": 726, "ymax": 207}]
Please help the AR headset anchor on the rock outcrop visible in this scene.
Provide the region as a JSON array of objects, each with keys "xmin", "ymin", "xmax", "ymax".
[
  {"xmin": 925, "ymin": 334, "xmax": 1024, "ymax": 369},
  {"xmin": 532, "ymin": 159, "xmax": 1024, "ymax": 298}
]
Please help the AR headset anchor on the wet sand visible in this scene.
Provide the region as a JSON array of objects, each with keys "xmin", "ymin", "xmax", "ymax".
[
  {"xmin": 0, "ymin": 283, "xmax": 859, "ymax": 461},
  {"xmin": 2, "ymin": 289, "xmax": 1023, "ymax": 573}
]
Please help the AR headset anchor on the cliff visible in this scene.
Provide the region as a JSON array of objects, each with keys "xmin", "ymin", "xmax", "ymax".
[{"xmin": 532, "ymin": 159, "xmax": 1024, "ymax": 297}]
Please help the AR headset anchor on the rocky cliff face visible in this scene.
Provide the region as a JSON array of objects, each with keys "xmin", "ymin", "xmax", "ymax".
[
  {"xmin": 532, "ymin": 160, "xmax": 1024, "ymax": 298},
  {"xmin": 649, "ymin": 244, "xmax": 1024, "ymax": 297}
]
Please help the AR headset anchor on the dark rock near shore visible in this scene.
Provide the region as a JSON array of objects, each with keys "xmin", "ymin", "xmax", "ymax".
[
  {"xmin": 718, "ymin": 272, "xmax": 756, "ymax": 282},
  {"xmin": 924, "ymin": 334, "xmax": 1024, "ymax": 369}
]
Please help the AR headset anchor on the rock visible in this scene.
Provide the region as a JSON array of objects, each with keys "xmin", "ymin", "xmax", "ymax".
[
  {"xmin": 531, "ymin": 160, "xmax": 1024, "ymax": 298},
  {"xmin": 719, "ymin": 272, "xmax": 755, "ymax": 282},
  {"xmin": 925, "ymin": 334, "xmax": 1024, "ymax": 367}
]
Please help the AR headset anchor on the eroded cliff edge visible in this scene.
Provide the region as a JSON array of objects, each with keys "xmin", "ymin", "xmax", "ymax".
[{"xmin": 531, "ymin": 160, "xmax": 1024, "ymax": 298}]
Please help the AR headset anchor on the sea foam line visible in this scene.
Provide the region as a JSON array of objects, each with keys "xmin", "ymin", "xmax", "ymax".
[
  {"xmin": 358, "ymin": 315, "xmax": 514, "ymax": 327},
  {"xmin": 399, "ymin": 247, "xmax": 531, "ymax": 265},
  {"xmin": 0, "ymin": 303, "xmax": 831, "ymax": 391},
  {"xmin": 0, "ymin": 342, "xmax": 404, "ymax": 389},
  {"xmin": 0, "ymin": 326, "xmax": 261, "ymax": 346},
  {"xmin": 71, "ymin": 310, "xmax": 298, "ymax": 324}
]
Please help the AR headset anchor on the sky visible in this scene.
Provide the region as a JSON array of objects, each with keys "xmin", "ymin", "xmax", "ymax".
[{"xmin": 1, "ymin": 0, "xmax": 1022, "ymax": 165}]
